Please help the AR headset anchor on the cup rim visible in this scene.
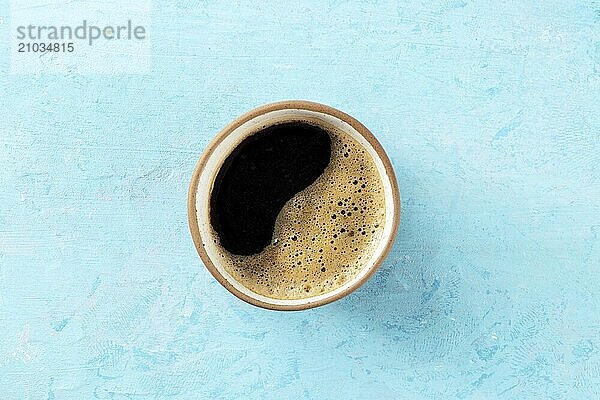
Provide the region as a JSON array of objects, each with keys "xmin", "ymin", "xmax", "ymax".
[{"xmin": 188, "ymin": 100, "xmax": 400, "ymax": 311}]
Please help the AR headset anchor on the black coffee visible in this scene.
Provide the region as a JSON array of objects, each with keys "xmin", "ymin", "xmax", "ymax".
[
  {"xmin": 208, "ymin": 118, "xmax": 387, "ymax": 300},
  {"xmin": 210, "ymin": 122, "xmax": 332, "ymax": 255}
]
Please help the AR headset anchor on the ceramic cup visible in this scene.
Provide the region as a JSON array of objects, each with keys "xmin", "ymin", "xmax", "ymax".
[{"xmin": 188, "ymin": 100, "xmax": 400, "ymax": 310}]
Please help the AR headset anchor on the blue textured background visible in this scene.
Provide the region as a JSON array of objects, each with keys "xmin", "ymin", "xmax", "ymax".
[{"xmin": 1, "ymin": 1, "xmax": 600, "ymax": 399}]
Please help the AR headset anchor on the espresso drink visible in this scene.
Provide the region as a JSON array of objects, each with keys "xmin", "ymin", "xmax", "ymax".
[{"xmin": 209, "ymin": 119, "xmax": 386, "ymax": 300}]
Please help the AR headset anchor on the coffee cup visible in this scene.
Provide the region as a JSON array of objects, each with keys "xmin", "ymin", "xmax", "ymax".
[{"xmin": 188, "ymin": 100, "xmax": 400, "ymax": 310}]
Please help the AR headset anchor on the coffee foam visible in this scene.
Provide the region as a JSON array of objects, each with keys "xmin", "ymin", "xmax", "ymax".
[{"xmin": 211, "ymin": 120, "xmax": 386, "ymax": 300}]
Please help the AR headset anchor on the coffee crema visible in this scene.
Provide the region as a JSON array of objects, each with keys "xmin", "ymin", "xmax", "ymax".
[{"xmin": 209, "ymin": 120, "xmax": 386, "ymax": 300}]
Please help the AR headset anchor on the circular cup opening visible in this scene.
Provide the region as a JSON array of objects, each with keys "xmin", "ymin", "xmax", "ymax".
[{"xmin": 188, "ymin": 101, "xmax": 400, "ymax": 310}]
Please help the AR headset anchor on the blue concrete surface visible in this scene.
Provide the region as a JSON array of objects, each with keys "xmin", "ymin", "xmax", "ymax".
[{"xmin": 1, "ymin": 1, "xmax": 599, "ymax": 398}]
